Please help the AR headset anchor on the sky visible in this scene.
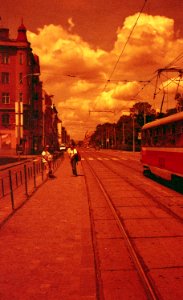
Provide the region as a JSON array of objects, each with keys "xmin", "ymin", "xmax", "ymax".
[{"xmin": 1, "ymin": 0, "xmax": 183, "ymax": 140}]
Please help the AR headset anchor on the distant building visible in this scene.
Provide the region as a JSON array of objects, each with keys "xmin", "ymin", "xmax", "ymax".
[
  {"xmin": 0, "ymin": 21, "xmax": 43, "ymax": 154},
  {"xmin": 61, "ymin": 126, "xmax": 70, "ymax": 146}
]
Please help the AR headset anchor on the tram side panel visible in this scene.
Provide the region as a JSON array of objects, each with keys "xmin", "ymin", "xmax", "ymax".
[
  {"xmin": 141, "ymin": 147, "xmax": 183, "ymax": 180},
  {"xmin": 141, "ymin": 112, "xmax": 183, "ymax": 181}
]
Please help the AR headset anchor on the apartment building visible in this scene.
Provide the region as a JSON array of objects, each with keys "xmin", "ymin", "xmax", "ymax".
[{"xmin": 0, "ymin": 21, "xmax": 43, "ymax": 154}]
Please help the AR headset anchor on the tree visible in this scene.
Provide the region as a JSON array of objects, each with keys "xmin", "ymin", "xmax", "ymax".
[
  {"xmin": 116, "ymin": 115, "xmax": 133, "ymax": 149},
  {"xmin": 130, "ymin": 102, "xmax": 156, "ymax": 127},
  {"xmin": 175, "ymin": 92, "xmax": 183, "ymax": 112}
]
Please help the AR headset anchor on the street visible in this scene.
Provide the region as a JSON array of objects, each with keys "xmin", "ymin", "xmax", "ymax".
[{"xmin": 0, "ymin": 149, "xmax": 183, "ymax": 299}]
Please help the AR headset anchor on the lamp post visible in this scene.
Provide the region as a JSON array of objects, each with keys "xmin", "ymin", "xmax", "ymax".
[
  {"xmin": 132, "ymin": 114, "xmax": 135, "ymax": 152},
  {"xmin": 42, "ymin": 95, "xmax": 45, "ymax": 148},
  {"xmin": 122, "ymin": 122, "xmax": 125, "ymax": 145},
  {"xmin": 131, "ymin": 108, "xmax": 137, "ymax": 153},
  {"xmin": 15, "ymin": 73, "xmax": 40, "ymax": 154}
]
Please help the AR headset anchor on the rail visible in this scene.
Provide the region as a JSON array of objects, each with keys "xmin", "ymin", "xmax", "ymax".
[{"xmin": 0, "ymin": 153, "xmax": 63, "ymax": 225}]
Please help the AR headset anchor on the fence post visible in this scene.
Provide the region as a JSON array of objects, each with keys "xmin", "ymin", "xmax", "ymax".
[
  {"xmin": 33, "ymin": 161, "xmax": 36, "ymax": 189},
  {"xmin": 15, "ymin": 172, "xmax": 18, "ymax": 187},
  {"xmin": 1, "ymin": 178, "xmax": 5, "ymax": 197},
  {"xmin": 41, "ymin": 162, "xmax": 44, "ymax": 181},
  {"xmin": 9, "ymin": 170, "xmax": 15, "ymax": 210},
  {"xmin": 24, "ymin": 164, "xmax": 28, "ymax": 197}
]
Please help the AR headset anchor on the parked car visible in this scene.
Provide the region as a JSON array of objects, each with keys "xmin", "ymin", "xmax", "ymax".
[{"xmin": 60, "ymin": 144, "xmax": 67, "ymax": 151}]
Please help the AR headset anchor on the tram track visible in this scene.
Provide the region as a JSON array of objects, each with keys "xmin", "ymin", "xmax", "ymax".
[
  {"xmin": 81, "ymin": 152, "xmax": 183, "ymax": 299},
  {"xmin": 92, "ymin": 151, "xmax": 142, "ymax": 175},
  {"xmin": 82, "ymin": 156, "xmax": 160, "ymax": 300},
  {"xmin": 86, "ymin": 151, "xmax": 183, "ymax": 223},
  {"xmin": 93, "ymin": 151, "xmax": 183, "ymax": 194}
]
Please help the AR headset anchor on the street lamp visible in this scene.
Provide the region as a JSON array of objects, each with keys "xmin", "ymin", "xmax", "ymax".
[
  {"xmin": 132, "ymin": 114, "xmax": 135, "ymax": 152},
  {"xmin": 15, "ymin": 73, "xmax": 40, "ymax": 153},
  {"xmin": 131, "ymin": 108, "xmax": 137, "ymax": 153}
]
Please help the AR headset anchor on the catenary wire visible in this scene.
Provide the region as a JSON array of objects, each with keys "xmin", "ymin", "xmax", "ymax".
[{"xmin": 102, "ymin": 0, "xmax": 148, "ymax": 93}]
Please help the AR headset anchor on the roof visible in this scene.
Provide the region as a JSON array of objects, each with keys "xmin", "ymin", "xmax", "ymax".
[{"xmin": 142, "ymin": 111, "xmax": 183, "ymax": 130}]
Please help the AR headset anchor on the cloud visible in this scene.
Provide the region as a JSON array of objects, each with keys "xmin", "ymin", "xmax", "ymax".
[{"xmin": 27, "ymin": 13, "xmax": 183, "ymax": 139}]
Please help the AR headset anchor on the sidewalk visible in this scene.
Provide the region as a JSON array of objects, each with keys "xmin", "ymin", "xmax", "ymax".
[{"xmin": 0, "ymin": 156, "xmax": 96, "ymax": 300}]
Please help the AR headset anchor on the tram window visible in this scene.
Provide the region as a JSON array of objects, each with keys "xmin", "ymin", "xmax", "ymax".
[
  {"xmin": 176, "ymin": 121, "xmax": 183, "ymax": 134},
  {"xmin": 172, "ymin": 124, "xmax": 176, "ymax": 134},
  {"xmin": 154, "ymin": 128, "xmax": 158, "ymax": 136},
  {"xmin": 147, "ymin": 130, "xmax": 151, "ymax": 146},
  {"xmin": 175, "ymin": 133, "xmax": 183, "ymax": 146},
  {"xmin": 175, "ymin": 121, "xmax": 183, "ymax": 146},
  {"xmin": 153, "ymin": 136, "xmax": 158, "ymax": 145},
  {"xmin": 165, "ymin": 124, "xmax": 175, "ymax": 146},
  {"xmin": 142, "ymin": 129, "xmax": 151, "ymax": 146},
  {"xmin": 162, "ymin": 126, "xmax": 166, "ymax": 135},
  {"xmin": 157, "ymin": 127, "xmax": 161, "ymax": 136}
]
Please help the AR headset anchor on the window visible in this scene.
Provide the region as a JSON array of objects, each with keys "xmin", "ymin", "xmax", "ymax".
[
  {"xmin": 34, "ymin": 93, "xmax": 39, "ymax": 100},
  {"xmin": 2, "ymin": 114, "xmax": 10, "ymax": 126},
  {"xmin": 2, "ymin": 93, "xmax": 10, "ymax": 104},
  {"xmin": 19, "ymin": 53, "xmax": 23, "ymax": 64},
  {"xmin": 19, "ymin": 93, "xmax": 23, "ymax": 102},
  {"xmin": 2, "ymin": 72, "xmax": 9, "ymax": 84},
  {"xmin": 1, "ymin": 53, "xmax": 9, "ymax": 64},
  {"xmin": 33, "ymin": 110, "xmax": 39, "ymax": 119},
  {"xmin": 19, "ymin": 73, "xmax": 23, "ymax": 84}
]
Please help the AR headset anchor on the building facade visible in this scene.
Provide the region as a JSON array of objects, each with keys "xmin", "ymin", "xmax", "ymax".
[{"xmin": 0, "ymin": 22, "xmax": 62, "ymax": 155}]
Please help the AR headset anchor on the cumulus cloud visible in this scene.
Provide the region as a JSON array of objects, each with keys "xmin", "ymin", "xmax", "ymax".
[{"xmin": 27, "ymin": 13, "xmax": 183, "ymax": 139}]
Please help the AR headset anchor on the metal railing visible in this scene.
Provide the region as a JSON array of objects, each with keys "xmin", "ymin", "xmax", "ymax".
[{"xmin": 0, "ymin": 154, "xmax": 63, "ymax": 225}]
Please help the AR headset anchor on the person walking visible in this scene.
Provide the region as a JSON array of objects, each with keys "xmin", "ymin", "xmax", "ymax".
[
  {"xmin": 41, "ymin": 145, "xmax": 55, "ymax": 178},
  {"xmin": 67, "ymin": 141, "xmax": 80, "ymax": 176}
]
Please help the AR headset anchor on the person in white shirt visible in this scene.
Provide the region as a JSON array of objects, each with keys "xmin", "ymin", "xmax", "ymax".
[
  {"xmin": 41, "ymin": 145, "xmax": 55, "ymax": 178},
  {"xmin": 67, "ymin": 142, "xmax": 78, "ymax": 176}
]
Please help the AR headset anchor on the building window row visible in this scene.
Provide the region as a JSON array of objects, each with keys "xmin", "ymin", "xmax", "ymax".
[
  {"xmin": 1, "ymin": 72, "xmax": 26, "ymax": 84},
  {"xmin": 1, "ymin": 92, "xmax": 25, "ymax": 104},
  {"xmin": 0, "ymin": 53, "xmax": 25, "ymax": 65}
]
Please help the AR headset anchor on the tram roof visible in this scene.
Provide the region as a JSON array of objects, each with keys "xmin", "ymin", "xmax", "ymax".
[{"xmin": 142, "ymin": 111, "xmax": 183, "ymax": 130}]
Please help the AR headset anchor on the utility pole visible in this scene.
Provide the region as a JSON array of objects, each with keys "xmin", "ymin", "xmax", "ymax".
[
  {"xmin": 131, "ymin": 108, "xmax": 137, "ymax": 152},
  {"xmin": 89, "ymin": 110, "xmax": 115, "ymax": 149},
  {"xmin": 132, "ymin": 115, "xmax": 135, "ymax": 152},
  {"xmin": 122, "ymin": 122, "xmax": 125, "ymax": 145}
]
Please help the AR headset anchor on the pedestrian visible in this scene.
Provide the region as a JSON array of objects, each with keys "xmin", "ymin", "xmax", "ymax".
[
  {"xmin": 67, "ymin": 141, "xmax": 81, "ymax": 176},
  {"xmin": 41, "ymin": 145, "xmax": 55, "ymax": 178}
]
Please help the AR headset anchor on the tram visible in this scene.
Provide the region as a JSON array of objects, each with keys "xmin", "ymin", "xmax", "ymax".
[{"xmin": 141, "ymin": 111, "xmax": 183, "ymax": 181}]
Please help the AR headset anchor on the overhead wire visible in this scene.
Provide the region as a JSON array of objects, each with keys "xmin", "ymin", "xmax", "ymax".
[
  {"xmin": 98, "ymin": 0, "xmax": 183, "ymax": 115},
  {"xmin": 132, "ymin": 52, "xmax": 183, "ymax": 101},
  {"xmin": 102, "ymin": 0, "xmax": 148, "ymax": 93},
  {"xmin": 164, "ymin": 52, "xmax": 183, "ymax": 69}
]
